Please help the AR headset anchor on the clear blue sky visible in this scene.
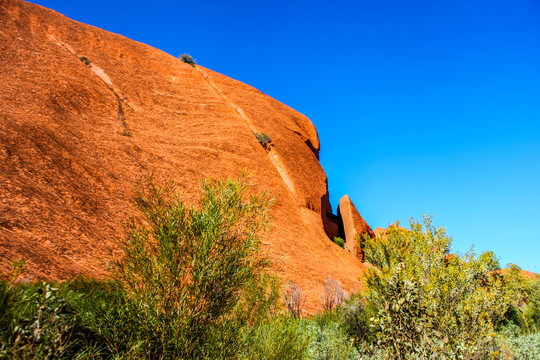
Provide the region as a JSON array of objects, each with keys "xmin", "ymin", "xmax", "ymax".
[{"xmin": 31, "ymin": 0, "xmax": 540, "ymax": 272}]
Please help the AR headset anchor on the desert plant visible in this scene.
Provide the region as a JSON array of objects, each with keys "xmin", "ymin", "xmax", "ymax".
[
  {"xmin": 254, "ymin": 132, "xmax": 272, "ymax": 149},
  {"xmin": 499, "ymin": 326, "xmax": 540, "ymax": 360},
  {"xmin": 113, "ymin": 174, "xmax": 274, "ymax": 358},
  {"xmin": 361, "ymin": 215, "xmax": 509, "ymax": 359},
  {"xmin": 78, "ymin": 56, "xmax": 91, "ymax": 66},
  {"xmin": 332, "ymin": 236, "xmax": 345, "ymax": 248},
  {"xmin": 179, "ymin": 53, "xmax": 197, "ymax": 67},
  {"xmin": 302, "ymin": 320, "xmax": 359, "ymax": 360},
  {"xmin": 339, "ymin": 294, "xmax": 373, "ymax": 355},
  {"xmin": 238, "ymin": 316, "xmax": 309, "ymax": 360},
  {"xmin": 501, "ymin": 264, "xmax": 540, "ymax": 334},
  {"xmin": 321, "ymin": 277, "xmax": 345, "ymax": 313},
  {"xmin": 284, "ymin": 281, "xmax": 304, "ymax": 319},
  {"xmin": 0, "ymin": 280, "xmax": 105, "ymax": 360}
]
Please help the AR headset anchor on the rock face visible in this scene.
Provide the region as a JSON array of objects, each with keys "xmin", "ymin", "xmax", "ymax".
[
  {"xmin": 0, "ymin": 0, "xmax": 369, "ymax": 310},
  {"xmin": 373, "ymin": 224, "xmax": 408, "ymax": 238},
  {"xmin": 337, "ymin": 195, "xmax": 374, "ymax": 261}
]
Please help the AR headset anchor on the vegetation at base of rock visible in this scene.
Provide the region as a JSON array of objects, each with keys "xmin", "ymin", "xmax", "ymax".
[
  {"xmin": 498, "ymin": 327, "xmax": 540, "ymax": 359},
  {"xmin": 254, "ymin": 132, "xmax": 272, "ymax": 148},
  {"xmin": 350, "ymin": 215, "xmax": 540, "ymax": 359},
  {"xmin": 113, "ymin": 175, "xmax": 276, "ymax": 358},
  {"xmin": 501, "ymin": 263, "xmax": 540, "ymax": 334},
  {"xmin": 1, "ymin": 180, "xmax": 539, "ymax": 359},
  {"xmin": 321, "ymin": 277, "xmax": 345, "ymax": 313},
  {"xmin": 357, "ymin": 216, "xmax": 508, "ymax": 358},
  {"xmin": 333, "ymin": 236, "xmax": 345, "ymax": 248},
  {"xmin": 179, "ymin": 53, "xmax": 197, "ymax": 67},
  {"xmin": 285, "ymin": 281, "xmax": 305, "ymax": 319},
  {"xmin": 0, "ymin": 280, "xmax": 355, "ymax": 360}
]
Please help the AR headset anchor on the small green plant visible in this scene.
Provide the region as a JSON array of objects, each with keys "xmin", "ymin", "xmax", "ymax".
[
  {"xmin": 332, "ymin": 236, "xmax": 345, "ymax": 248},
  {"xmin": 254, "ymin": 132, "xmax": 272, "ymax": 149},
  {"xmin": 78, "ymin": 56, "xmax": 91, "ymax": 66},
  {"xmin": 239, "ymin": 316, "xmax": 309, "ymax": 360},
  {"xmin": 179, "ymin": 53, "xmax": 197, "ymax": 67}
]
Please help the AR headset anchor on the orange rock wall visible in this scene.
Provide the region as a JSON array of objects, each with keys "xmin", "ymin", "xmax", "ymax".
[
  {"xmin": 0, "ymin": 0, "xmax": 368, "ymax": 310},
  {"xmin": 337, "ymin": 195, "xmax": 374, "ymax": 261}
]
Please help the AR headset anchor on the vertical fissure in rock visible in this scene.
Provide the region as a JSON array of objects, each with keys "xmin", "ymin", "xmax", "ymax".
[
  {"xmin": 194, "ymin": 66, "xmax": 298, "ymax": 199},
  {"xmin": 50, "ymin": 35, "xmax": 131, "ymax": 136}
]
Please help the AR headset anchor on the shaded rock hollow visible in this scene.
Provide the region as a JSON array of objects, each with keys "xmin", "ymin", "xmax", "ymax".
[{"xmin": 0, "ymin": 0, "xmax": 370, "ymax": 310}]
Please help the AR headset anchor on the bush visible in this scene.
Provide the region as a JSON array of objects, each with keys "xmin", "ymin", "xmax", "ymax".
[
  {"xmin": 239, "ymin": 316, "xmax": 309, "ymax": 360},
  {"xmin": 254, "ymin": 132, "xmax": 272, "ymax": 149},
  {"xmin": 0, "ymin": 176, "xmax": 320, "ymax": 360},
  {"xmin": 0, "ymin": 274, "xmax": 104, "ymax": 359},
  {"xmin": 302, "ymin": 320, "xmax": 359, "ymax": 360},
  {"xmin": 501, "ymin": 264, "xmax": 540, "ymax": 334},
  {"xmin": 284, "ymin": 281, "xmax": 305, "ymax": 319},
  {"xmin": 58, "ymin": 279, "xmax": 135, "ymax": 358},
  {"xmin": 360, "ymin": 215, "xmax": 509, "ymax": 359},
  {"xmin": 113, "ymin": 174, "xmax": 276, "ymax": 358},
  {"xmin": 499, "ymin": 326, "xmax": 540, "ymax": 360},
  {"xmin": 321, "ymin": 277, "xmax": 345, "ymax": 313},
  {"xmin": 339, "ymin": 294, "xmax": 373, "ymax": 355},
  {"xmin": 332, "ymin": 236, "xmax": 345, "ymax": 248},
  {"xmin": 78, "ymin": 56, "xmax": 91, "ymax": 66},
  {"xmin": 179, "ymin": 53, "xmax": 197, "ymax": 67}
]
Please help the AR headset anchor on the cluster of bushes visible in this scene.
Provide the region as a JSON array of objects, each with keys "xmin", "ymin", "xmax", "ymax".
[
  {"xmin": 1, "ymin": 177, "xmax": 539, "ymax": 359},
  {"xmin": 0, "ymin": 176, "xmax": 353, "ymax": 359},
  {"xmin": 348, "ymin": 217, "xmax": 540, "ymax": 359}
]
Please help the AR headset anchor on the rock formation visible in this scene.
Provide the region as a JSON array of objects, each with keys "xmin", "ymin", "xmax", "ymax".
[
  {"xmin": 0, "ymin": 0, "xmax": 370, "ymax": 310},
  {"xmin": 337, "ymin": 195, "xmax": 374, "ymax": 261}
]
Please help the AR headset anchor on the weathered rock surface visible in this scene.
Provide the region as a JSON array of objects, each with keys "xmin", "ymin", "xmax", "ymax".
[
  {"xmin": 337, "ymin": 195, "xmax": 374, "ymax": 261},
  {"xmin": 373, "ymin": 224, "xmax": 409, "ymax": 238},
  {"xmin": 0, "ymin": 0, "xmax": 369, "ymax": 310},
  {"xmin": 374, "ymin": 227, "xmax": 387, "ymax": 237}
]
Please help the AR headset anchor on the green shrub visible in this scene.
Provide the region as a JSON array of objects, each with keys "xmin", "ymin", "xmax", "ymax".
[
  {"xmin": 501, "ymin": 264, "xmax": 540, "ymax": 334},
  {"xmin": 79, "ymin": 56, "xmax": 91, "ymax": 66},
  {"xmin": 179, "ymin": 53, "xmax": 197, "ymax": 67},
  {"xmin": 1, "ymin": 176, "xmax": 330, "ymax": 359},
  {"xmin": 339, "ymin": 295, "xmax": 374, "ymax": 356},
  {"xmin": 499, "ymin": 326, "xmax": 540, "ymax": 360},
  {"xmin": 0, "ymin": 277, "xmax": 104, "ymax": 359},
  {"xmin": 113, "ymin": 174, "xmax": 275, "ymax": 358},
  {"xmin": 239, "ymin": 316, "xmax": 309, "ymax": 360},
  {"xmin": 302, "ymin": 320, "xmax": 359, "ymax": 360},
  {"xmin": 58, "ymin": 279, "xmax": 136, "ymax": 358},
  {"xmin": 254, "ymin": 132, "xmax": 272, "ymax": 149},
  {"xmin": 360, "ymin": 215, "xmax": 509, "ymax": 359},
  {"xmin": 332, "ymin": 237, "xmax": 345, "ymax": 248}
]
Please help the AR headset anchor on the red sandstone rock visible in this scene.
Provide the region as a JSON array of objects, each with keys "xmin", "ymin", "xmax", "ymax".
[
  {"xmin": 373, "ymin": 224, "xmax": 409, "ymax": 238},
  {"xmin": 337, "ymin": 195, "xmax": 374, "ymax": 261},
  {"xmin": 374, "ymin": 227, "xmax": 386, "ymax": 237},
  {"xmin": 0, "ymin": 0, "xmax": 369, "ymax": 310}
]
